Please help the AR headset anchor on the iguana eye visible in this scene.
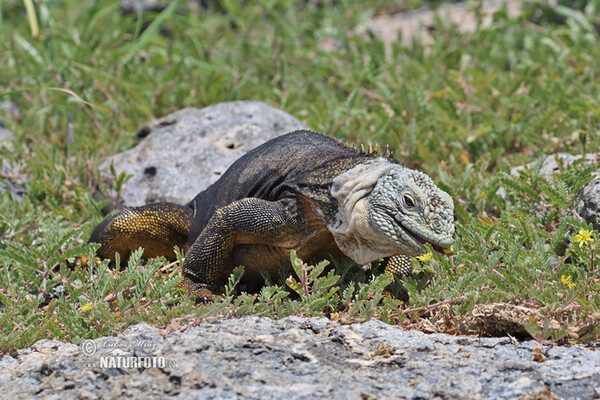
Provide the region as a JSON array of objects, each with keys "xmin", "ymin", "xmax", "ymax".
[{"xmin": 403, "ymin": 194, "xmax": 415, "ymax": 208}]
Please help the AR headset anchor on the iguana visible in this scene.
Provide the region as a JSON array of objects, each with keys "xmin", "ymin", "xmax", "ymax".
[{"xmin": 88, "ymin": 130, "xmax": 455, "ymax": 298}]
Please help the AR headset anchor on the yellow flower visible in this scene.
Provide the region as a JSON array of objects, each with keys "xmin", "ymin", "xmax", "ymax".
[
  {"xmin": 442, "ymin": 247, "xmax": 454, "ymax": 255},
  {"xmin": 574, "ymin": 229, "xmax": 594, "ymax": 248},
  {"xmin": 560, "ymin": 275, "xmax": 576, "ymax": 289},
  {"xmin": 79, "ymin": 302, "xmax": 93, "ymax": 311},
  {"xmin": 416, "ymin": 252, "xmax": 433, "ymax": 262}
]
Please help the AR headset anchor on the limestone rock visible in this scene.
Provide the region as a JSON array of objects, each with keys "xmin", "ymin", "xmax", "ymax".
[
  {"xmin": 99, "ymin": 101, "xmax": 307, "ymax": 210},
  {"xmin": 121, "ymin": 0, "xmax": 169, "ymax": 14},
  {"xmin": 577, "ymin": 175, "xmax": 600, "ymax": 230},
  {"xmin": 0, "ymin": 101, "xmax": 20, "ymax": 145},
  {"xmin": 0, "ymin": 101, "xmax": 26, "ymax": 199},
  {"xmin": 1, "ymin": 316, "xmax": 599, "ymax": 399},
  {"xmin": 503, "ymin": 152, "xmax": 598, "ymax": 181},
  {"xmin": 499, "ymin": 152, "xmax": 600, "ymax": 230},
  {"xmin": 0, "ymin": 122, "xmax": 13, "ymax": 143},
  {"xmin": 0, "ymin": 159, "xmax": 26, "ymax": 199},
  {"xmin": 359, "ymin": 0, "xmax": 523, "ymax": 51}
]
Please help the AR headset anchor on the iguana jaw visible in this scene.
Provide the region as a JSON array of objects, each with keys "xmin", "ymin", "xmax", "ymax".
[
  {"xmin": 395, "ymin": 219, "xmax": 451, "ymax": 253},
  {"xmin": 370, "ymin": 206, "xmax": 449, "ymax": 257}
]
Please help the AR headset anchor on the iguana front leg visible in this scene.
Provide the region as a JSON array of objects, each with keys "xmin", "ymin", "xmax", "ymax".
[
  {"xmin": 383, "ymin": 255, "xmax": 413, "ymax": 277},
  {"xmin": 381, "ymin": 255, "xmax": 413, "ymax": 301},
  {"xmin": 180, "ymin": 197, "xmax": 302, "ymax": 298},
  {"xmin": 88, "ymin": 203, "xmax": 192, "ymax": 262}
]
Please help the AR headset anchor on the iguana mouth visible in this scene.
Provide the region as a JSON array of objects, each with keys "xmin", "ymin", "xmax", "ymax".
[
  {"xmin": 398, "ymin": 222, "xmax": 444, "ymax": 253},
  {"xmin": 387, "ymin": 211, "xmax": 445, "ymax": 252}
]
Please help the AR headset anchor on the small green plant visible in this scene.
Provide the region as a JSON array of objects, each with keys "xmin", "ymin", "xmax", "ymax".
[
  {"xmin": 286, "ymin": 251, "xmax": 340, "ymax": 314},
  {"xmin": 110, "ymin": 163, "xmax": 133, "ymax": 210},
  {"xmin": 341, "ymin": 273, "xmax": 398, "ymax": 322},
  {"xmin": 0, "ymin": 229, "xmax": 194, "ymax": 351},
  {"xmin": 223, "ymin": 266, "xmax": 244, "ymax": 301}
]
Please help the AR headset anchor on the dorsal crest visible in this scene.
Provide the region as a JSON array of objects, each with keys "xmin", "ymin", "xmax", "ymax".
[
  {"xmin": 339, "ymin": 136, "xmax": 396, "ymax": 160},
  {"xmin": 355, "ymin": 142, "xmax": 395, "ymax": 160}
]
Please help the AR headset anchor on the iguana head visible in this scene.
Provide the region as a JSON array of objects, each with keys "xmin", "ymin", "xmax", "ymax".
[
  {"xmin": 368, "ymin": 166, "xmax": 454, "ymax": 256},
  {"xmin": 329, "ymin": 159, "xmax": 454, "ymax": 264}
]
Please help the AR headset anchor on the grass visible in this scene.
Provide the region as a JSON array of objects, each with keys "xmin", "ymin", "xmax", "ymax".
[{"xmin": 1, "ymin": 0, "xmax": 600, "ymax": 351}]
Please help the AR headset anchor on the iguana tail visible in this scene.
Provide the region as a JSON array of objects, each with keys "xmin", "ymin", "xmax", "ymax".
[{"xmin": 88, "ymin": 203, "xmax": 192, "ymax": 263}]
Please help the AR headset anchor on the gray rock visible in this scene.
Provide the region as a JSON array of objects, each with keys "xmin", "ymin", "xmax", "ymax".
[
  {"xmin": 121, "ymin": 0, "xmax": 216, "ymax": 15},
  {"xmin": 0, "ymin": 101, "xmax": 20, "ymax": 144},
  {"xmin": 505, "ymin": 152, "xmax": 598, "ymax": 182},
  {"xmin": 0, "ymin": 124, "xmax": 13, "ymax": 143},
  {"xmin": 0, "ymin": 159, "xmax": 27, "ymax": 199},
  {"xmin": 1, "ymin": 316, "xmax": 598, "ymax": 399},
  {"xmin": 577, "ymin": 175, "xmax": 600, "ymax": 230},
  {"xmin": 359, "ymin": 0, "xmax": 523, "ymax": 51},
  {"xmin": 532, "ymin": 152, "xmax": 598, "ymax": 179},
  {"xmin": 0, "ymin": 101, "xmax": 21, "ymax": 127},
  {"xmin": 99, "ymin": 101, "xmax": 307, "ymax": 209},
  {"xmin": 499, "ymin": 152, "xmax": 600, "ymax": 230},
  {"xmin": 0, "ymin": 101, "xmax": 27, "ymax": 199},
  {"xmin": 121, "ymin": 0, "xmax": 169, "ymax": 14}
]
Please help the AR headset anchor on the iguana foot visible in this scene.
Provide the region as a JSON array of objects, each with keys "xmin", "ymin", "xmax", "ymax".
[
  {"xmin": 178, "ymin": 275, "xmax": 222, "ymax": 303},
  {"xmin": 73, "ymin": 254, "xmax": 102, "ymax": 269}
]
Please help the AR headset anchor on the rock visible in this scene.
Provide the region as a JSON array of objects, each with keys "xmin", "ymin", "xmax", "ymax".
[
  {"xmin": 359, "ymin": 0, "xmax": 523, "ymax": 51},
  {"xmin": 577, "ymin": 175, "xmax": 600, "ymax": 230},
  {"xmin": 1, "ymin": 316, "xmax": 599, "ymax": 399},
  {"xmin": 0, "ymin": 122, "xmax": 13, "ymax": 143},
  {"xmin": 0, "ymin": 155, "xmax": 26, "ymax": 200},
  {"xmin": 0, "ymin": 101, "xmax": 21, "ymax": 144},
  {"xmin": 498, "ymin": 152, "xmax": 600, "ymax": 230},
  {"xmin": 121, "ymin": 0, "xmax": 169, "ymax": 14},
  {"xmin": 0, "ymin": 101, "xmax": 27, "ymax": 199},
  {"xmin": 99, "ymin": 101, "xmax": 307, "ymax": 210},
  {"xmin": 500, "ymin": 152, "xmax": 599, "ymax": 185},
  {"xmin": 530, "ymin": 152, "xmax": 598, "ymax": 179}
]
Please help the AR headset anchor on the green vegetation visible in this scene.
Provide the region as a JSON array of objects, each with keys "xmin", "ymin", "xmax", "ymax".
[{"xmin": 1, "ymin": 0, "xmax": 600, "ymax": 351}]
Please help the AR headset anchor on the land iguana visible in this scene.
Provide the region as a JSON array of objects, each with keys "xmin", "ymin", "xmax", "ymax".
[{"xmin": 88, "ymin": 130, "xmax": 455, "ymax": 298}]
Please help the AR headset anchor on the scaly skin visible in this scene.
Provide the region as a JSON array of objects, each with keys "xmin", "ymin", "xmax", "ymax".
[{"xmin": 88, "ymin": 130, "xmax": 454, "ymax": 298}]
